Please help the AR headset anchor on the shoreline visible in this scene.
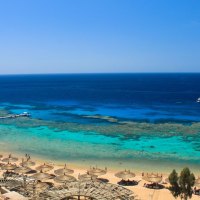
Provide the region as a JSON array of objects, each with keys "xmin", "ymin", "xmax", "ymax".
[{"xmin": 1, "ymin": 150, "xmax": 199, "ymax": 176}]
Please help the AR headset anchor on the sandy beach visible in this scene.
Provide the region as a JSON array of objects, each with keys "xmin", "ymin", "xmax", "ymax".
[{"xmin": 1, "ymin": 152, "xmax": 200, "ymax": 200}]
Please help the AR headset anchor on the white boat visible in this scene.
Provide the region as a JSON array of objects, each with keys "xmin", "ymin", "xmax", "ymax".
[
  {"xmin": 197, "ymin": 98, "xmax": 200, "ymax": 103},
  {"xmin": 21, "ymin": 112, "xmax": 31, "ymax": 117}
]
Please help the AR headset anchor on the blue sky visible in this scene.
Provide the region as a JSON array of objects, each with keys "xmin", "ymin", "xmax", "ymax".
[{"xmin": 0, "ymin": 0, "xmax": 199, "ymax": 74}]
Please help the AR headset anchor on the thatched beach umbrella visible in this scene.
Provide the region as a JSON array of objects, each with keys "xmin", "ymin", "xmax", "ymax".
[
  {"xmin": 143, "ymin": 173, "xmax": 162, "ymax": 183},
  {"xmin": 20, "ymin": 158, "xmax": 35, "ymax": 167},
  {"xmin": 195, "ymin": 178, "xmax": 200, "ymax": 188},
  {"xmin": 88, "ymin": 166, "xmax": 107, "ymax": 176},
  {"xmin": 1, "ymin": 162, "xmax": 17, "ymax": 170},
  {"xmin": 26, "ymin": 181, "xmax": 52, "ymax": 192},
  {"xmin": 31, "ymin": 171, "xmax": 52, "ymax": 181},
  {"xmin": 36, "ymin": 163, "xmax": 54, "ymax": 172},
  {"xmin": 2, "ymin": 154, "xmax": 18, "ymax": 163},
  {"xmin": 78, "ymin": 172, "xmax": 97, "ymax": 181},
  {"xmin": 54, "ymin": 164, "xmax": 74, "ymax": 176},
  {"xmin": 54, "ymin": 174, "xmax": 76, "ymax": 183},
  {"xmin": 14, "ymin": 166, "xmax": 32, "ymax": 174},
  {"xmin": 0, "ymin": 155, "xmax": 3, "ymax": 159},
  {"xmin": 115, "ymin": 170, "xmax": 135, "ymax": 180}
]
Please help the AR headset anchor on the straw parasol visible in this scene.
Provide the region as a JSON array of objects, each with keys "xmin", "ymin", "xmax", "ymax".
[
  {"xmin": 31, "ymin": 171, "xmax": 52, "ymax": 181},
  {"xmin": 165, "ymin": 178, "xmax": 169, "ymax": 183},
  {"xmin": 0, "ymin": 155, "xmax": 3, "ymax": 159},
  {"xmin": 14, "ymin": 166, "xmax": 32, "ymax": 174},
  {"xmin": 143, "ymin": 173, "xmax": 162, "ymax": 183},
  {"xmin": 54, "ymin": 174, "xmax": 76, "ymax": 183},
  {"xmin": 26, "ymin": 181, "xmax": 52, "ymax": 192},
  {"xmin": 88, "ymin": 166, "xmax": 107, "ymax": 176},
  {"xmin": 115, "ymin": 170, "xmax": 135, "ymax": 180},
  {"xmin": 20, "ymin": 158, "xmax": 35, "ymax": 167},
  {"xmin": 36, "ymin": 163, "xmax": 54, "ymax": 172},
  {"xmin": 2, "ymin": 154, "xmax": 18, "ymax": 163},
  {"xmin": 54, "ymin": 164, "xmax": 74, "ymax": 176},
  {"xmin": 78, "ymin": 172, "xmax": 98, "ymax": 181},
  {"xmin": 1, "ymin": 162, "xmax": 17, "ymax": 170},
  {"xmin": 195, "ymin": 178, "xmax": 200, "ymax": 188}
]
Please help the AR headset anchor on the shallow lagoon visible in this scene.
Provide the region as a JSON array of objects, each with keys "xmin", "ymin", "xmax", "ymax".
[
  {"xmin": 0, "ymin": 115, "xmax": 200, "ymax": 172},
  {"xmin": 0, "ymin": 74, "xmax": 200, "ymax": 172}
]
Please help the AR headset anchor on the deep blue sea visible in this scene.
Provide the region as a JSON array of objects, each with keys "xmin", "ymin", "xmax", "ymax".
[{"xmin": 0, "ymin": 73, "xmax": 200, "ymax": 172}]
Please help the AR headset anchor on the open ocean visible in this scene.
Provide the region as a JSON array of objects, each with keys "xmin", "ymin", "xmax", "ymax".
[{"xmin": 0, "ymin": 73, "xmax": 200, "ymax": 172}]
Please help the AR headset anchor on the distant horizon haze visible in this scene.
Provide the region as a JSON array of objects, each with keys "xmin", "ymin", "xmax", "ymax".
[{"xmin": 0, "ymin": 71, "xmax": 200, "ymax": 76}]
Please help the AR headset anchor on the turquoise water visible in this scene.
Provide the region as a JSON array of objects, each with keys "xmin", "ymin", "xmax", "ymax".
[
  {"xmin": 0, "ymin": 121, "xmax": 200, "ymax": 172},
  {"xmin": 0, "ymin": 74, "xmax": 200, "ymax": 173}
]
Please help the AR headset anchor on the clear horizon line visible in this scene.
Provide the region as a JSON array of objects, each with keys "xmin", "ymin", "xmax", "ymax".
[{"xmin": 0, "ymin": 72, "xmax": 200, "ymax": 76}]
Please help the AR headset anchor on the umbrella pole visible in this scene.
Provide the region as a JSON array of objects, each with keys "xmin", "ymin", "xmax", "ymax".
[
  {"xmin": 23, "ymin": 174, "xmax": 27, "ymax": 189},
  {"xmin": 3, "ymin": 171, "xmax": 7, "ymax": 180},
  {"xmin": 78, "ymin": 181, "xmax": 81, "ymax": 200}
]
